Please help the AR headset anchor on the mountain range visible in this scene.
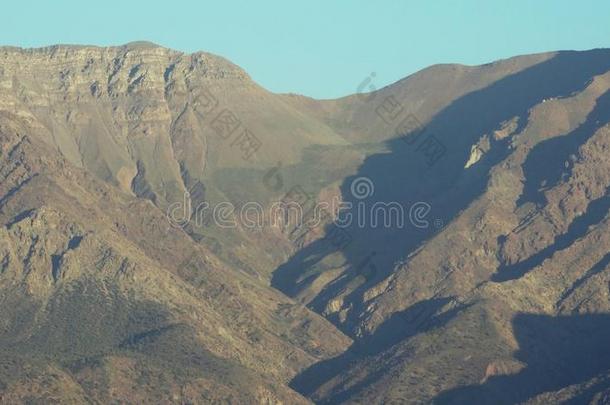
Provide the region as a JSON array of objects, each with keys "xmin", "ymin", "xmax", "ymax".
[{"xmin": 1, "ymin": 42, "xmax": 610, "ymax": 404}]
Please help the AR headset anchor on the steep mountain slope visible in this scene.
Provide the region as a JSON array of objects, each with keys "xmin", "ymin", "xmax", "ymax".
[
  {"xmin": 0, "ymin": 112, "xmax": 350, "ymax": 403},
  {"xmin": 287, "ymin": 51, "xmax": 610, "ymax": 403}
]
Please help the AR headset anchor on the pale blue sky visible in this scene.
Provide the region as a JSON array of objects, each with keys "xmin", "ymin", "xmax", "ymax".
[{"xmin": 2, "ymin": 1, "xmax": 610, "ymax": 98}]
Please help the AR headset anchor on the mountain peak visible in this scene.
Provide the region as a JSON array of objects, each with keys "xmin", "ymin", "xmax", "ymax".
[{"xmin": 122, "ymin": 40, "xmax": 164, "ymax": 49}]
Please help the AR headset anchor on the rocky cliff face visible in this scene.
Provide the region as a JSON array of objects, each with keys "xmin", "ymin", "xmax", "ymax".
[
  {"xmin": 0, "ymin": 42, "xmax": 248, "ymax": 202},
  {"xmin": 2, "ymin": 43, "xmax": 610, "ymax": 404}
]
